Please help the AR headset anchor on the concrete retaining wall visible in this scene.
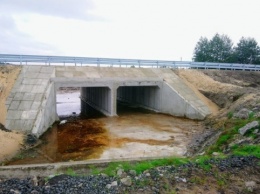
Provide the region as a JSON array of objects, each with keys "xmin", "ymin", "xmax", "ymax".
[{"xmin": 5, "ymin": 66, "xmax": 55, "ymax": 136}]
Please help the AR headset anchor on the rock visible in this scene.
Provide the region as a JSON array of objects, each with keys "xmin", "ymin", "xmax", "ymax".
[
  {"xmin": 245, "ymin": 181, "xmax": 256, "ymax": 192},
  {"xmin": 145, "ymin": 173, "xmax": 151, "ymax": 177},
  {"xmin": 117, "ymin": 169, "xmax": 124, "ymax": 177},
  {"xmin": 32, "ymin": 176, "xmax": 38, "ymax": 186},
  {"xmin": 252, "ymin": 104, "xmax": 260, "ymax": 112},
  {"xmin": 105, "ymin": 184, "xmax": 111, "ymax": 189},
  {"xmin": 239, "ymin": 121, "xmax": 259, "ymax": 135},
  {"xmin": 30, "ymin": 190, "xmax": 40, "ymax": 194},
  {"xmin": 229, "ymin": 138, "xmax": 251, "ymax": 148},
  {"xmin": 234, "ymin": 108, "xmax": 251, "ymax": 119},
  {"xmin": 25, "ymin": 134, "xmax": 38, "ymax": 145},
  {"xmin": 59, "ymin": 120, "xmax": 67, "ymax": 125},
  {"xmin": 253, "ymin": 129, "xmax": 259, "ymax": 134},
  {"xmin": 129, "ymin": 170, "xmax": 136, "ymax": 176},
  {"xmin": 254, "ymin": 112, "xmax": 260, "ymax": 118},
  {"xmin": 121, "ymin": 177, "xmax": 132, "ymax": 186},
  {"xmin": 180, "ymin": 178, "xmax": 187, "ymax": 183},
  {"xmin": 212, "ymin": 152, "xmax": 221, "ymax": 156},
  {"xmin": 111, "ymin": 181, "xmax": 118, "ymax": 187},
  {"xmin": 10, "ymin": 189, "xmax": 21, "ymax": 194}
]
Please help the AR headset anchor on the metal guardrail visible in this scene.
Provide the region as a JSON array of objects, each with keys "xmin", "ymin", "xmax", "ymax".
[{"xmin": 0, "ymin": 54, "xmax": 260, "ymax": 71}]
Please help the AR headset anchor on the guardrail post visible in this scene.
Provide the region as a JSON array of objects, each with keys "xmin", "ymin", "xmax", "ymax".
[{"xmin": 20, "ymin": 56, "xmax": 22, "ymax": 65}]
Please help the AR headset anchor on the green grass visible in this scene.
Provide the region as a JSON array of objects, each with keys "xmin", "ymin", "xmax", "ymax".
[
  {"xmin": 89, "ymin": 157, "xmax": 189, "ymax": 176},
  {"xmin": 65, "ymin": 168, "xmax": 77, "ymax": 176},
  {"xmin": 89, "ymin": 164, "xmax": 101, "ymax": 175},
  {"xmin": 130, "ymin": 158, "xmax": 189, "ymax": 174},
  {"xmin": 193, "ymin": 155, "xmax": 212, "ymax": 171},
  {"xmin": 207, "ymin": 117, "xmax": 260, "ymax": 154},
  {"xmin": 231, "ymin": 145, "xmax": 260, "ymax": 158},
  {"xmin": 227, "ymin": 111, "xmax": 233, "ymax": 119}
]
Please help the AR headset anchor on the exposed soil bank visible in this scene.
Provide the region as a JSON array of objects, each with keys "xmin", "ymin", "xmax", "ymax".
[{"xmin": 0, "ymin": 66, "xmax": 24, "ymax": 163}]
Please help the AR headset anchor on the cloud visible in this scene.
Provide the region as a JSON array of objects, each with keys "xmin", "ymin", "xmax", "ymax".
[
  {"xmin": 0, "ymin": 0, "xmax": 99, "ymax": 21},
  {"xmin": 0, "ymin": 15, "xmax": 60, "ymax": 55}
]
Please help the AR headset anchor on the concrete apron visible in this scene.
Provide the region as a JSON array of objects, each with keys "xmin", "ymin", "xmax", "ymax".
[{"xmin": 0, "ymin": 156, "xmax": 183, "ymax": 179}]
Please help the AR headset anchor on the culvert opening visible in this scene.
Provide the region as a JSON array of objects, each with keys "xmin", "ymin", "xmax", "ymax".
[
  {"xmin": 80, "ymin": 86, "xmax": 111, "ymax": 118},
  {"xmin": 117, "ymin": 86, "xmax": 160, "ymax": 115},
  {"xmin": 56, "ymin": 87, "xmax": 81, "ymax": 118}
]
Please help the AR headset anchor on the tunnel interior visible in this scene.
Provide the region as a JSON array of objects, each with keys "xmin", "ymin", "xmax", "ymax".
[
  {"xmin": 117, "ymin": 86, "xmax": 160, "ymax": 115},
  {"xmin": 80, "ymin": 86, "xmax": 111, "ymax": 117},
  {"xmin": 55, "ymin": 85, "xmax": 161, "ymax": 119}
]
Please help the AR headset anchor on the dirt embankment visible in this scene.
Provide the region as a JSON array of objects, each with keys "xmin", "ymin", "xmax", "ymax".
[
  {"xmin": 175, "ymin": 69, "xmax": 260, "ymax": 116},
  {"xmin": 0, "ymin": 66, "xmax": 24, "ymax": 163}
]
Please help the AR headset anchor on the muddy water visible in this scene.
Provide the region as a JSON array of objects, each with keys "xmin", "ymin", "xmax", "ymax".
[{"xmin": 7, "ymin": 93, "xmax": 203, "ymax": 165}]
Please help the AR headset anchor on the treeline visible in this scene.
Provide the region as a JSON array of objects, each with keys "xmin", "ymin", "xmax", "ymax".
[{"xmin": 193, "ymin": 33, "xmax": 260, "ymax": 64}]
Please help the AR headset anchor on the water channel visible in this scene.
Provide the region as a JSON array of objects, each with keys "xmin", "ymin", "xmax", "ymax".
[{"xmin": 7, "ymin": 91, "xmax": 203, "ymax": 165}]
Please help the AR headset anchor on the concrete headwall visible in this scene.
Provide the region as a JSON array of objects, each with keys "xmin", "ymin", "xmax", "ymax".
[
  {"xmin": 5, "ymin": 66, "xmax": 56, "ymax": 136},
  {"xmin": 5, "ymin": 66, "xmax": 211, "ymax": 137}
]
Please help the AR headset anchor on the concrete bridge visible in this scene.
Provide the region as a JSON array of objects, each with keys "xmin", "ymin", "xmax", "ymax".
[{"xmin": 5, "ymin": 66, "xmax": 211, "ymax": 137}]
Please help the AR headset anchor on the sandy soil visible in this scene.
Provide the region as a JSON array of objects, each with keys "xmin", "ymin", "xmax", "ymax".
[
  {"xmin": 0, "ymin": 65, "xmax": 24, "ymax": 163},
  {"xmin": 0, "ymin": 66, "xmax": 21, "ymax": 124},
  {"xmin": 174, "ymin": 69, "xmax": 241, "ymax": 94},
  {"xmin": 0, "ymin": 130, "xmax": 24, "ymax": 163},
  {"xmin": 173, "ymin": 69, "xmax": 220, "ymax": 115}
]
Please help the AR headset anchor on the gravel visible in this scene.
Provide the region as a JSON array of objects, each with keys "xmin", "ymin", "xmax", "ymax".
[{"xmin": 0, "ymin": 156, "xmax": 258, "ymax": 194}]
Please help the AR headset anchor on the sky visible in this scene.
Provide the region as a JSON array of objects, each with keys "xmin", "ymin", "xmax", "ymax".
[{"xmin": 1, "ymin": 0, "xmax": 260, "ymax": 61}]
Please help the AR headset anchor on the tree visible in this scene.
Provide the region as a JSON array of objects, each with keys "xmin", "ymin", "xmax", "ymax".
[
  {"xmin": 193, "ymin": 37, "xmax": 211, "ymax": 62},
  {"xmin": 193, "ymin": 33, "xmax": 234, "ymax": 63},
  {"xmin": 234, "ymin": 37, "xmax": 260, "ymax": 64},
  {"xmin": 209, "ymin": 34, "xmax": 234, "ymax": 62}
]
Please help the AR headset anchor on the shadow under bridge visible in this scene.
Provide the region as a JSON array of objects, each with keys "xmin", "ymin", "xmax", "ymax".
[{"xmin": 79, "ymin": 80, "xmax": 162, "ymax": 117}]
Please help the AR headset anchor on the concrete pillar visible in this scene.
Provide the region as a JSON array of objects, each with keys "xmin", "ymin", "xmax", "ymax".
[{"xmin": 109, "ymin": 84, "xmax": 118, "ymax": 116}]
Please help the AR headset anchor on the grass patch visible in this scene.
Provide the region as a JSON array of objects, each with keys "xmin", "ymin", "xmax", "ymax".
[
  {"xmin": 207, "ymin": 117, "xmax": 260, "ymax": 154},
  {"xmin": 194, "ymin": 155, "xmax": 212, "ymax": 171},
  {"xmin": 89, "ymin": 165, "xmax": 101, "ymax": 175},
  {"xmin": 66, "ymin": 168, "xmax": 77, "ymax": 176},
  {"xmin": 227, "ymin": 112, "xmax": 233, "ymax": 119},
  {"xmin": 231, "ymin": 145, "xmax": 260, "ymax": 158},
  {"xmin": 92, "ymin": 157, "xmax": 189, "ymax": 176}
]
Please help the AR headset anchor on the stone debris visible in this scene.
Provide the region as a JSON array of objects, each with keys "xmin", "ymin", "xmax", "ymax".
[
  {"xmin": 234, "ymin": 108, "xmax": 251, "ymax": 119},
  {"xmin": 238, "ymin": 121, "xmax": 259, "ymax": 135},
  {"xmin": 120, "ymin": 177, "xmax": 132, "ymax": 186},
  {"xmin": 0, "ymin": 156, "xmax": 258, "ymax": 194}
]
